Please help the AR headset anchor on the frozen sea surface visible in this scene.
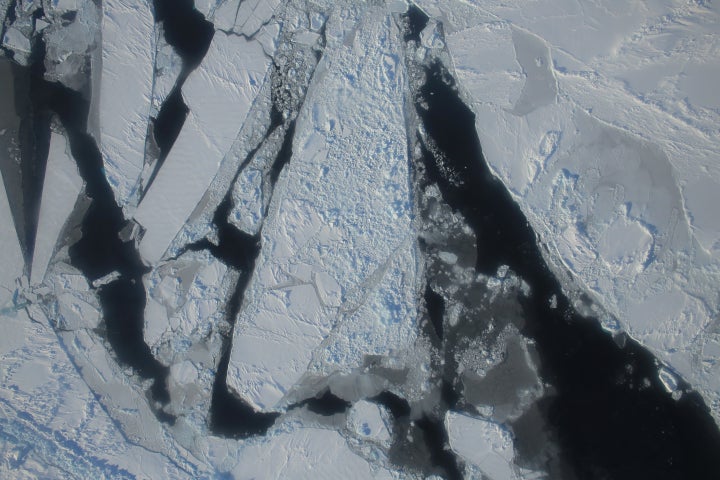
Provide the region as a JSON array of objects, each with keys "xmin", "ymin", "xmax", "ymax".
[{"xmin": 1, "ymin": 0, "xmax": 720, "ymax": 478}]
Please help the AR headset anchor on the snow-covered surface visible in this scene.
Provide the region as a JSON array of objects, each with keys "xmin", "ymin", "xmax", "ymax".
[
  {"xmin": 0, "ymin": 307, "xmax": 189, "ymax": 479},
  {"xmin": 227, "ymin": 5, "xmax": 419, "ymax": 412},
  {"xmin": 214, "ymin": 0, "xmax": 283, "ymax": 38},
  {"xmin": 99, "ymin": 0, "xmax": 154, "ymax": 206},
  {"xmin": 134, "ymin": 29, "xmax": 272, "ymax": 264},
  {"xmin": 415, "ymin": 0, "xmax": 720, "ymax": 421}
]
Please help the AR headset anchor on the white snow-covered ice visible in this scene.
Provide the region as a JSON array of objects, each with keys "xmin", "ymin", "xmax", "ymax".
[{"xmin": 445, "ymin": 411, "xmax": 518, "ymax": 480}]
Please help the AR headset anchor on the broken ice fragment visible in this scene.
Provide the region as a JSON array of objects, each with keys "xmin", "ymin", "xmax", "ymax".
[
  {"xmin": 347, "ymin": 400, "xmax": 392, "ymax": 447},
  {"xmin": 445, "ymin": 411, "xmax": 518, "ymax": 480},
  {"xmin": 658, "ymin": 366, "xmax": 680, "ymax": 396},
  {"xmin": 42, "ymin": 1, "xmax": 101, "ymax": 92},
  {"xmin": 2, "ymin": 27, "xmax": 32, "ymax": 61}
]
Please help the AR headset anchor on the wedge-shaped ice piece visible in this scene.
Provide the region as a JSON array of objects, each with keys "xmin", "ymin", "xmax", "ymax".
[
  {"xmin": 99, "ymin": 0, "xmax": 154, "ymax": 206},
  {"xmin": 30, "ymin": 130, "xmax": 83, "ymax": 284},
  {"xmin": 445, "ymin": 411, "xmax": 518, "ymax": 480},
  {"xmin": 134, "ymin": 32, "xmax": 270, "ymax": 263},
  {"xmin": 0, "ymin": 165, "xmax": 23, "ymax": 305},
  {"xmin": 227, "ymin": 7, "xmax": 414, "ymax": 412}
]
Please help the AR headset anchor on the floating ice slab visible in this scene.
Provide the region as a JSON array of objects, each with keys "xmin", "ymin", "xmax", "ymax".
[
  {"xmin": 445, "ymin": 411, "xmax": 518, "ymax": 480},
  {"xmin": 347, "ymin": 400, "xmax": 392, "ymax": 447},
  {"xmin": 134, "ymin": 31, "xmax": 271, "ymax": 264},
  {"xmin": 99, "ymin": 0, "xmax": 154, "ymax": 206},
  {"xmin": 143, "ymin": 249, "xmax": 232, "ymax": 366},
  {"xmin": 227, "ymin": 6, "xmax": 416, "ymax": 412},
  {"xmin": 30, "ymin": 130, "xmax": 83, "ymax": 284}
]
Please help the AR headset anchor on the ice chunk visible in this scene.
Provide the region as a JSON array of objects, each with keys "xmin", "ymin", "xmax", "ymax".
[
  {"xmin": 445, "ymin": 411, "xmax": 518, "ymax": 480},
  {"xmin": 30, "ymin": 129, "xmax": 83, "ymax": 284},
  {"xmin": 143, "ymin": 249, "xmax": 232, "ymax": 366},
  {"xmin": 2, "ymin": 26, "xmax": 32, "ymax": 58},
  {"xmin": 347, "ymin": 400, "xmax": 392, "ymax": 446}
]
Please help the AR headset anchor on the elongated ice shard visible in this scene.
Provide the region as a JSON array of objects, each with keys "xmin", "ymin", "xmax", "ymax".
[
  {"xmin": 99, "ymin": 0, "xmax": 154, "ymax": 206},
  {"xmin": 30, "ymin": 128, "xmax": 82, "ymax": 284},
  {"xmin": 0, "ymin": 164, "xmax": 23, "ymax": 305}
]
